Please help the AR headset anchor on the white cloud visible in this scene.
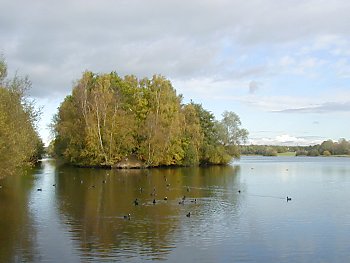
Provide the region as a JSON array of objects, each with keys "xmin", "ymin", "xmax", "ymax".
[
  {"xmin": 1, "ymin": 0, "xmax": 350, "ymax": 98},
  {"xmin": 249, "ymin": 134, "xmax": 323, "ymax": 146},
  {"xmin": 172, "ymin": 77, "xmax": 248, "ymax": 101},
  {"xmin": 275, "ymin": 101, "xmax": 350, "ymax": 114},
  {"xmin": 237, "ymin": 95, "xmax": 316, "ymax": 112},
  {"xmin": 2, "ymin": 0, "xmax": 350, "ymax": 144}
]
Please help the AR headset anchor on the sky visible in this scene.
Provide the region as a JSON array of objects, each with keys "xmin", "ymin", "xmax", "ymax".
[{"xmin": 1, "ymin": 0, "xmax": 350, "ymax": 146}]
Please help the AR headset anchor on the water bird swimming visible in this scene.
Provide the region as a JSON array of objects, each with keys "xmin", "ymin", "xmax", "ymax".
[
  {"xmin": 287, "ymin": 196, "xmax": 292, "ymax": 202},
  {"xmin": 52, "ymin": 184, "xmax": 56, "ymax": 187},
  {"xmin": 190, "ymin": 199, "xmax": 197, "ymax": 203},
  {"xmin": 123, "ymin": 214, "xmax": 131, "ymax": 220},
  {"xmin": 186, "ymin": 212, "xmax": 191, "ymax": 217},
  {"xmin": 37, "ymin": 188, "xmax": 42, "ymax": 191},
  {"xmin": 151, "ymin": 188, "xmax": 156, "ymax": 196},
  {"xmin": 238, "ymin": 190, "xmax": 241, "ymax": 193},
  {"xmin": 153, "ymin": 199, "xmax": 156, "ymax": 204}
]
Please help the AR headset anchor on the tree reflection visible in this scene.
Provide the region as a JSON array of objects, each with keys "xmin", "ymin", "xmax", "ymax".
[
  {"xmin": 0, "ymin": 168, "xmax": 38, "ymax": 262},
  {"xmin": 54, "ymin": 165, "xmax": 240, "ymax": 261}
]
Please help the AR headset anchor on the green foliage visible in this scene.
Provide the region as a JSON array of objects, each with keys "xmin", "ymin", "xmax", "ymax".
[
  {"xmin": 241, "ymin": 138, "xmax": 350, "ymax": 157},
  {"xmin": 53, "ymin": 72, "xmax": 248, "ymax": 167},
  {"xmin": 0, "ymin": 57, "xmax": 43, "ymax": 175},
  {"xmin": 0, "ymin": 55, "xmax": 7, "ymax": 83},
  {"xmin": 322, "ymin": 150, "xmax": 331, "ymax": 156},
  {"xmin": 295, "ymin": 139, "xmax": 350, "ymax": 156},
  {"xmin": 241, "ymin": 145, "xmax": 288, "ymax": 156},
  {"xmin": 262, "ymin": 148, "xmax": 278, "ymax": 156},
  {"xmin": 295, "ymin": 150, "xmax": 308, "ymax": 156},
  {"xmin": 307, "ymin": 149, "xmax": 320, "ymax": 156},
  {"xmin": 181, "ymin": 104, "xmax": 203, "ymax": 166},
  {"xmin": 219, "ymin": 111, "xmax": 248, "ymax": 146}
]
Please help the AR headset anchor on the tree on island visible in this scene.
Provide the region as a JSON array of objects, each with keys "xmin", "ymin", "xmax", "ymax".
[{"xmin": 51, "ymin": 71, "xmax": 248, "ymax": 167}]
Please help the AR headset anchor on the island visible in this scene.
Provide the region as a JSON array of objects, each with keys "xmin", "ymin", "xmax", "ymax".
[{"xmin": 50, "ymin": 71, "xmax": 249, "ymax": 168}]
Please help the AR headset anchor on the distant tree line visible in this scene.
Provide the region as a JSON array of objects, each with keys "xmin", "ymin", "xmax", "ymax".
[
  {"xmin": 240, "ymin": 139, "xmax": 350, "ymax": 157},
  {"xmin": 51, "ymin": 72, "xmax": 248, "ymax": 167},
  {"xmin": 240, "ymin": 145, "xmax": 289, "ymax": 156},
  {"xmin": 295, "ymin": 139, "xmax": 350, "ymax": 156},
  {"xmin": 0, "ymin": 56, "xmax": 44, "ymax": 175}
]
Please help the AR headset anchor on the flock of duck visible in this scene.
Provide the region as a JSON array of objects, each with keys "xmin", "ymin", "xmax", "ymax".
[
  {"xmin": 129, "ymin": 182, "xmax": 196, "ymax": 219},
  {"xmin": 1, "ymin": 169, "xmax": 293, "ymax": 220}
]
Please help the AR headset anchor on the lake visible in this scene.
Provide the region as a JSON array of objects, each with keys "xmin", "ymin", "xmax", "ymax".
[{"xmin": 1, "ymin": 156, "xmax": 350, "ymax": 262}]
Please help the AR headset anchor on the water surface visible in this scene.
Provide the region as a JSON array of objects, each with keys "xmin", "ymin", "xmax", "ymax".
[{"xmin": 1, "ymin": 156, "xmax": 350, "ymax": 262}]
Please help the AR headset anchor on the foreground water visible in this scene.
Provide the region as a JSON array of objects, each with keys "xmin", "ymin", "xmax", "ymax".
[{"xmin": 1, "ymin": 156, "xmax": 350, "ymax": 262}]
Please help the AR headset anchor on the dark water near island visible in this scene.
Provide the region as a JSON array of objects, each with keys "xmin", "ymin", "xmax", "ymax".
[{"xmin": 1, "ymin": 156, "xmax": 350, "ymax": 262}]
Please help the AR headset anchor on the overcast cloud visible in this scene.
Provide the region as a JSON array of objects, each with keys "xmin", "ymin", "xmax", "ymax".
[
  {"xmin": 1, "ymin": 0, "xmax": 350, "ymax": 144},
  {"xmin": 1, "ymin": 0, "xmax": 350, "ymax": 96}
]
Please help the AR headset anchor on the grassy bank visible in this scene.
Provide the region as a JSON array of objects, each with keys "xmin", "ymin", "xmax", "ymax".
[{"xmin": 277, "ymin": 152, "xmax": 296, "ymax": 157}]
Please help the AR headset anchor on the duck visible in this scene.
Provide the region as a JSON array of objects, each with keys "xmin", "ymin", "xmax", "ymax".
[
  {"xmin": 190, "ymin": 198, "xmax": 197, "ymax": 203},
  {"xmin": 153, "ymin": 199, "xmax": 156, "ymax": 204},
  {"xmin": 52, "ymin": 184, "xmax": 56, "ymax": 187},
  {"xmin": 164, "ymin": 197, "xmax": 168, "ymax": 201},
  {"xmin": 287, "ymin": 196, "xmax": 292, "ymax": 202},
  {"xmin": 238, "ymin": 190, "xmax": 241, "ymax": 193},
  {"xmin": 134, "ymin": 199, "xmax": 139, "ymax": 206},
  {"xmin": 123, "ymin": 214, "xmax": 131, "ymax": 220},
  {"xmin": 150, "ymin": 188, "xmax": 156, "ymax": 196},
  {"xmin": 37, "ymin": 188, "xmax": 42, "ymax": 191},
  {"xmin": 186, "ymin": 212, "xmax": 191, "ymax": 217}
]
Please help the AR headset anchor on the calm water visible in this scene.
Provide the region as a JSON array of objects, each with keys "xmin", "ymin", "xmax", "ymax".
[{"xmin": 1, "ymin": 156, "xmax": 350, "ymax": 262}]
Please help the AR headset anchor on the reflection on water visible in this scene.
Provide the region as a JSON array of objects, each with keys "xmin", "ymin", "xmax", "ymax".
[
  {"xmin": 0, "ymin": 168, "xmax": 39, "ymax": 262},
  {"xmin": 54, "ymin": 164, "xmax": 241, "ymax": 262},
  {"xmin": 1, "ymin": 156, "xmax": 350, "ymax": 262}
]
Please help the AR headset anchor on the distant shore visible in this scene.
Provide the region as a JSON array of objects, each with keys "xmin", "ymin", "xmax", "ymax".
[{"xmin": 241, "ymin": 152, "xmax": 350, "ymax": 158}]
